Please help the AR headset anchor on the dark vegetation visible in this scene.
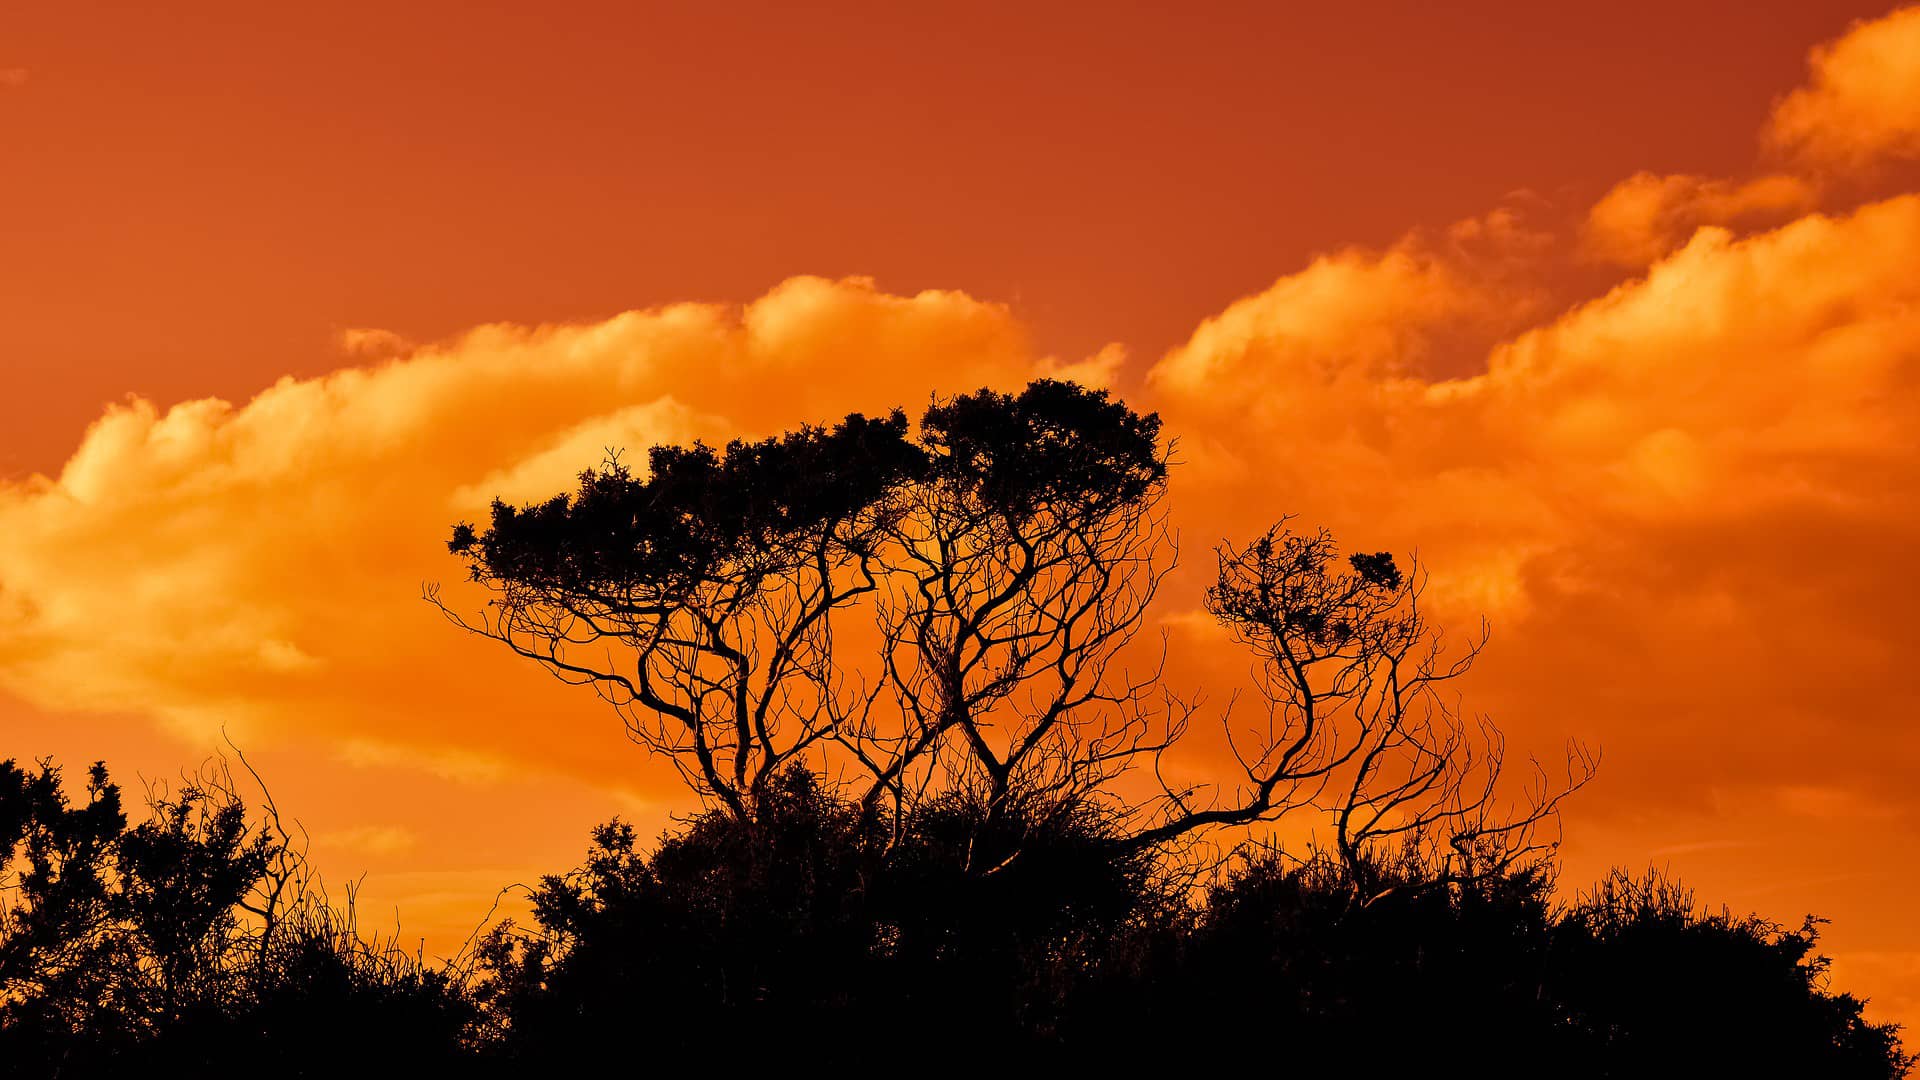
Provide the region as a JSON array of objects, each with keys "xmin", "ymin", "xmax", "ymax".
[
  {"xmin": 4, "ymin": 380, "xmax": 1910, "ymax": 1075},
  {"xmin": 0, "ymin": 757, "xmax": 473, "ymax": 1075}
]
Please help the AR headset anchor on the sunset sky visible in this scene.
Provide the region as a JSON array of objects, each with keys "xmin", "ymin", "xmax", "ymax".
[{"xmin": 5, "ymin": 0, "xmax": 1920, "ymax": 1029}]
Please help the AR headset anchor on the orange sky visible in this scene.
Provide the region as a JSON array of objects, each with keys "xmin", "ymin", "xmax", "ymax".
[{"xmin": 5, "ymin": 0, "xmax": 1920, "ymax": 1031}]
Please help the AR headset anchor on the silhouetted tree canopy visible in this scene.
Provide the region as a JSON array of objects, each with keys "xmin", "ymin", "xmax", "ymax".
[
  {"xmin": 439, "ymin": 380, "xmax": 1594, "ymax": 894},
  {"xmin": 918, "ymin": 377, "xmax": 1166, "ymax": 517},
  {"xmin": 448, "ymin": 409, "xmax": 922, "ymax": 595}
]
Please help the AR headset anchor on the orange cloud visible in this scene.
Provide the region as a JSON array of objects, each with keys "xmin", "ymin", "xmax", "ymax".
[
  {"xmin": 0, "ymin": 277, "xmax": 1079, "ymax": 784},
  {"xmin": 1581, "ymin": 172, "xmax": 1818, "ymax": 267},
  {"xmin": 1152, "ymin": 190, "xmax": 1920, "ymax": 708},
  {"xmin": 1767, "ymin": 5, "xmax": 1920, "ymax": 170},
  {"xmin": 1149, "ymin": 205, "xmax": 1554, "ymax": 400}
]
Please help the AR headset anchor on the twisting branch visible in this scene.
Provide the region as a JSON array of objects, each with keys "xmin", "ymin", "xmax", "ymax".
[
  {"xmin": 855, "ymin": 382, "xmax": 1179, "ymax": 833},
  {"xmin": 1123, "ymin": 518, "xmax": 1598, "ymax": 899},
  {"xmin": 432, "ymin": 414, "xmax": 924, "ymax": 818}
]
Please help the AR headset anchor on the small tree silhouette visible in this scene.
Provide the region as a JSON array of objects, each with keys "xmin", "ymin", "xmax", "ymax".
[
  {"xmin": 1124, "ymin": 519, "xmax": 1592, "ymax": 899},
  {"xmin": 1551, "ymin": 870, "xmax": 1914, "ymax": 1077}
]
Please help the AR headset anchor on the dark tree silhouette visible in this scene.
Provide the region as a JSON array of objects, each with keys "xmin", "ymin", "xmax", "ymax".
[
  {"xmin": 857, "ymin": 381, "xmax": 1175, "ymax": 840},
  {"xmin": 435, "ymin": 379, "xmax": 1914, "ymax": 1072},
  {"xmin": 1126, "ymin": 519, "xmax": 1595, "ymax": 901},
  {"xmin": 441, "ymin": 379, "xmax": 1593, "ymax": 886}
]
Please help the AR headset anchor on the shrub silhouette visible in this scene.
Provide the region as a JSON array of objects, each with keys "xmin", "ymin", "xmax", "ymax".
[
  {"xmin": 0, "ymin": 757, "xmax": 479, "ymax": 1078},
  {"xmin": 474, "ymin": 769, "xmax": 880, "ymax": 1064},
  {"xmin": 1551, "ymin": 870, "xmax": 1910, "ymax": 1077},
  {"xmin": 4, "ymin": 755, "xmax": 1911, "ymax": 1074},
  {"xmin": 475, "ymin": 782, "xmax": 1911, "ymax": 1073},
  {"xmin": 476, "ymin": 768, "xmax": 1160, "ymax": 1065}
]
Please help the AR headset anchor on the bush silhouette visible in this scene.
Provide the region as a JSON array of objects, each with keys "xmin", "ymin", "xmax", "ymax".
[
  {"xmin": 474, "ymin": 769, "xmax": 879, "ymax": 1063},
  {"xmin": 477, "ymin": 768, "xmax": 1161, "ymax": 1065},
  {"xmin": 3, "ymin": 755, "xmax": 1911, "ymax": 1074},
  {"xmin": 0, "ymin": 757, "xmax": 479, "ymax": 1078},
  {"xmin": 1121, "ymin": 848, "xmax": 1564, "ymax": 1061},
  {"xmin": 1551, "ymin": 870, "xmax": 1910, "ymax": 1076}
]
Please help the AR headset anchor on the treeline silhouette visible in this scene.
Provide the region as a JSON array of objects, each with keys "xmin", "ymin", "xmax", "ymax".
[
  {"xmin": 1, "ymin": 760, "xmax": 1908, "ymax": 1075},
  {"xmin": 3, "ymin": 380, "xmax": 1911, "ymax": 1075}
]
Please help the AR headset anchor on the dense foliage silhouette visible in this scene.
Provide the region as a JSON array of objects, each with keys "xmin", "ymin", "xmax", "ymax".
[
  {"xmin": 3, "ymin": 380, "xmax": 1910, "ymax": 1074},
  {"xmin": 3, "ymin": 762, "xmax": 1909, "ymax": 1074},
  {"xmin": 0, "ymin": 758, "xmax": 476, "ymax": 1076},
  {"xmin": 473, "ymin": 768, "xmax": 1156, "ymax": 1064}
]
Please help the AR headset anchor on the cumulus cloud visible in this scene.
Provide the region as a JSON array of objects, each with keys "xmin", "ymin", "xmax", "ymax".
[
  {"xmin": 1146, "ymin": 193, "xmax": 1920, "ymax": 1036},
  {"xmin": 1767, "ymin": 5, "xmax": 1920, "ymax": 169},
  {"xmin": 1151, "ymin": 193, "xmax": 1920, "ymax": 762},
  {"xmin": 11, "ymin": 200, "xmax": 1918, "ymax": 852},
  {"xmin": 1149, "ymin": 205, "xmax": 1554, "ymax": 401},
  {"xmin": 1581, "ymin": 172, "xmax": 1818, "ymax": 266},
  {"xmin": 0, "ymin": 276, "xmax": 1075, "ymax": 780},
  {"xmin": 1137, "ymin": 181, "xmax": 1920, "ymax": 1014}
]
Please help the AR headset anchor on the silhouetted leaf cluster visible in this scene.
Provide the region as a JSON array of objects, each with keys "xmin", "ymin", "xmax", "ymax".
[
  {"xmin": 919, "ymin": 377, "xmax": 1166, "ymax": 519},
  {"xmin": 446, "ymin": 380, "xmax": 1167, "ymax": 598},
  {"xmin": 450, "ymin": 409, "xmax": 922, "ymax": 592}
]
